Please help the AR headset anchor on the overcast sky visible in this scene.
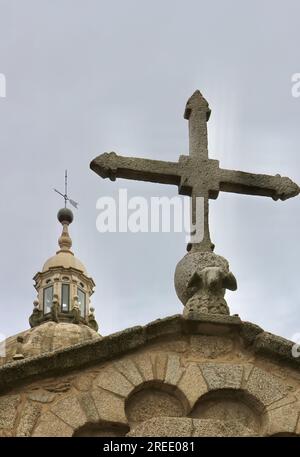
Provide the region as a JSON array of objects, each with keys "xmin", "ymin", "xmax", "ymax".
[{"xmin": 0, "ymin": 0, "xmax": 299, "ymax": 341}]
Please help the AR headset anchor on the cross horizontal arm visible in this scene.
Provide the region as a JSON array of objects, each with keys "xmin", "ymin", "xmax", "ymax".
[
  {"xmin": 219, "ymin": 168, "xmax": 300, "ymax": 201},
  {"xmin": 90, "ymin": 152, "xmax": 181, "ymax": 186}
]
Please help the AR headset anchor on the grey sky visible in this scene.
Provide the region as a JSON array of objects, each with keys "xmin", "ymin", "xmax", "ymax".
[{"xmin": 0, "ymin": 0, "xmax": 299, "ymax": 340}]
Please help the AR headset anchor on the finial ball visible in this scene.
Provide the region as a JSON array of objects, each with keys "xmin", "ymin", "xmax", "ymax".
[{"xmin": 57, "ymin": 208, "xmax": 74, "ymax": 225}]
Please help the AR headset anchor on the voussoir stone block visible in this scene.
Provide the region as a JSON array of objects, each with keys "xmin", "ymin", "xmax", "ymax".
[
  {"xmin": 246, "ymin": 367, "xmax": 287, "ymax": 407},
  {"xmin": 27, "ymin": 388, "xmax": 56, "ymax": 403},
  {"xmin": 200, "ymin": 363, "xmax": 243, "ymax": 390},
  {"xmin": 114, "ymin": 359, "xmax": 144, "ymax": 386},
  {"xmin": 133, "ymin": 355, "xmax": 154, "ymax": 382},
  {"xmin": 0, "ymin": 394, "xmax": 21, "ymax": 429},
  {"xmin": 243, "ymin": 363, "xmax": 254, "ymax": 382},
  {"xmin": 152, "ymin": 353, "xmax": 168, "ymax": 381},
  {"xmin": 127, "ymin": 417, "xmax": 193, "ymax": 437},
  {"xmin": 32, "ymin": 411, "xmax": 74, "ymax": 437},
  {"xmin": 164, "ymin": 355, "xmax": 184, "ymax": 386},
  {"xmin": 267, "ymin": 395, "xmax": 297, "ymax": 411},
  {"xmin": 95, "ymin": 366, "xmax": 134, "ymax": 397},
  {"xmin": 16, "ymin": 401, "xmax": 41, "ymax": 437},
  {"xmin": 92, "ymin": 388, "xmax": 127, "ymax": 424},
  {"xmin": 78, "ymin": 392, "xmax": 99, "ymax": 423},
  {"xmin": 72, "ymin": 374, "xmax": 94, "ymax": 392},
  {"xmin": 50, "ymin": 395, "xmax": 87, "ymax": 429},
  {"xmin": 266, "ymin": 403, "xmax": 299, "ymax": 435},
  {"xmin": 178, "ymin": 363, "xmax": 208, "ymax": 409}
]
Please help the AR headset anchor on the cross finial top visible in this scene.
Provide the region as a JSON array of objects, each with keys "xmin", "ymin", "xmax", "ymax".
[
  {"xmin": 184, "ymin": 90, "xmax": 211, "ymax": 159},
  {"xmin": 54, "ymin": 170, "xmax": 79, "ymax": 209},
  {"xmin": 184, "ymin": 90, "xmax": 211, "ymax": 121}
]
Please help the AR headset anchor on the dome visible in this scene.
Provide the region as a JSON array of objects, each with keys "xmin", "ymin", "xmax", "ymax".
[
  {"xmin": 42, "ymin": 251, "xmax": 87, "ymax": 274},
  {"xmin": 1, "ymin": 321, "xmax": 101, "ymax": 364},
  {"xmin": 30, "ymin": 203, "xmax": 98, "ymax": 331}
]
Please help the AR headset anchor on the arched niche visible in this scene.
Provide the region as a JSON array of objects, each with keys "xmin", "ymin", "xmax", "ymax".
[
  {"xmin": 189, "ymin": 388, "xmax": 267, "ymax": 434},
  {"xmin": 73, "ymin": 421, "xmax": 129, "ymax": 437},
  {"xmin": 125, "ymin": 380, "xmax": 188, "ymax": 428}
]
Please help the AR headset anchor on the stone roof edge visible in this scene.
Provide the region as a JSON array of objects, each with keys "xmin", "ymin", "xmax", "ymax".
[{"xmin": 0, "ymin": 314, "xmax": 299, "ymax": 393}]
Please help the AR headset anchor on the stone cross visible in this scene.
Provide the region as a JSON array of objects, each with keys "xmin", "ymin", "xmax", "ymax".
[{"xmin": 90, "ymin": 90, "xmax": 299, "ymax": 253}]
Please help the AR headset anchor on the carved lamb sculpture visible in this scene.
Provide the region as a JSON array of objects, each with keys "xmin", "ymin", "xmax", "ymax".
[{"xmin": 175, "ymin": 251, "xmax": 237, "ymax": 317}]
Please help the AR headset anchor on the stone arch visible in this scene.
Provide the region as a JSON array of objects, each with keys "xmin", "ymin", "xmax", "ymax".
[
  {"xmin": 125, "ymin": 380, "xmax": 189, "ymax": 428},
  {"xmin": 189, "ymin": 388, "xmax": 267, "ymax": 434},
  {"xmin": 31, "ymin": 389, "xmax": 128, "ymax": 437},
  {"xmin": 95, "ymin": 354, "xmax": 209, "ymax": 416}
]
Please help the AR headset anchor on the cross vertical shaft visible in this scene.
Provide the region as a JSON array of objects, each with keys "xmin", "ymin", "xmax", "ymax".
[
  {"xmin": 65, "ymin": 170, "xmax": 68, "ymax": 208},
  {"xmin": 190, "ymin": 190, "xmax": 213, "ymax": 252},
  {"xmin": 185, "ymin": 91, "xmax": 213, "ymax": 252}
]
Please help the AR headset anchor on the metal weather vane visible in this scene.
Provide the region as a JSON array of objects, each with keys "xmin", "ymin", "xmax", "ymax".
[{"xmin": 54, "ymin": 170, "xmax": 79, "ymax": 209}]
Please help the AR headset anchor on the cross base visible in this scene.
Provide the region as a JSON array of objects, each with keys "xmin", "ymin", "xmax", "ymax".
[{"xmin": 175, "ymin": 250, "xmax": 237, "ymax": 317}]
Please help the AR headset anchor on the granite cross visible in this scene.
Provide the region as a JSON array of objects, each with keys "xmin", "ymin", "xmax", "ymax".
[{"xmin": 90, "ymin": 90, "xmax": 299, "ymax": 252}]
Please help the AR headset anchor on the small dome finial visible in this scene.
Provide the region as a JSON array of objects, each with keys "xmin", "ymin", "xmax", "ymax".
[
  {"xmin": 57, "ymin": 208, "xmax": 73, "ymax": 252},
  {"xmin": 54, "ymin": 171, "xmax": 76, "ymax": 251},
  {"xmin": 57, "ymin": 223, "xmax": 72, "ymax": 251}
]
